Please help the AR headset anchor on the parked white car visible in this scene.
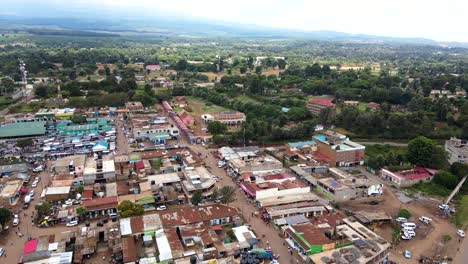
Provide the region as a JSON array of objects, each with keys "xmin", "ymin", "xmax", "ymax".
[
  {"xmin": 457, "ymin": 230, "xmax": 465, "ymax": 238},
  {"xmin": 395, "ymin": 217, "xmax": 408, "ymax": 223},
  {"xmin": 66, "ymin": 220, "xmax": 78, "ymax": 227},
  {"xmin": 13, "ymin": 217, "xmax": 20, "ymax": 226},
  {"xmin": 401, "ymin": 234, "xmax": 412, "ymax": 240},
  {"xmin": 156, "ymin": 205, "xmax": 167, "ymax": 211},
  {"xmin": 419, "ymin": 216, "xmax": 433, "ymax": 224},
  {"xmin": 31, "ymin": 181, "xmax": 38, "ymax": 188}
]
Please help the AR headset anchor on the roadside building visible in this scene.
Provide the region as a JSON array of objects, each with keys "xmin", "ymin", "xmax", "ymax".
[
  {"xmin": 343, "ymin": 100, "xmax": 359, "ymax": 106},
  {"xmin": 307, "ymin": 99, "xmax": 335, "ymax": 116},
  {"xmin": 308, "ymin": 218, "xmax": 391, "ymax": 264},
  {"xmin": 227, "ymin": 155, "xmax": 284, "ymax": 178},
  {"xmin": 240, "ymin": 177, "xmax": 310, "ymax": 200},
  {"xmin": 284, "ymin": 222, "xmax": 337, "ymax": 255},
  {"xmin": 181, "ymin": 167, "xmax": 217, "ymax": 198},
  {"xmin": 83, "ymin": 156, "xmax": 116, "ymax": 185},
  {"xmin": 201, "ymin": 111, "xmax": 246, "ymax": 127},
  {"xmin": 147, "ymin": 172, "xmax": 181, "ymax": 190},
  {"xmin": 159, "ymin": 204, "xmax": 239, "ymax": 227},
  {"xmin": 178, "ymin": 110, "xmax": 195, "ymax": 126},
  {"xmin": 145, "ymin": 64, "xmax": 161, "ymax": 71},
  {"xmin": 0, "ymin": 163, "xmax": 28, "ymax": 177},
  {"xmin": 0, "ymin": 179, "xmax": 24, "ymax": 206},
  {"xmin": 380, "ymin": 167, "xmax": 438, "ymax": 187},
  {"xmin": 312, "ymin": 131, "xmax": 365, "ymax": 166},
  {"xmin": 287, "ymin": 141, "xmax": 317, "ymax": 153},
  {"xmin": 445, "ymin": 137, "xmax": 468, "ymax": 164},
  {"xmin": 367, "ymin": 102, "xmax": 380, "ymax": 111},
  {"xmin": 43, "ymin": 186, "xmax": 71, "ymax": 202},
  {"xmin": 53, "ymin": 155, "xmax": 86, "ymax": 176},
  {"xmin": 125, "ymin": 101, "xmax": 144, "ymax": 112},
  {"xmin": 118, "ymin": 191, "xmax": 156, "ymax": 211},
  {"xmin": 82, "ymin": 196, "xmax": 118, "ymax": 218},
  {"xmin": 317, "ymin": 175, "xmax": 383, "ymax": 202},
  {"xmin": 0, "ymin": 120, "xmax": 46, "ymax": 139}
]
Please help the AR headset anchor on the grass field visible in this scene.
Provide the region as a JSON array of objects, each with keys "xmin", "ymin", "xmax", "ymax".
[
  {"xmin": 364, "ymin": 144, "xmax": 407, "ymax": 158},
  {"xmin": 455, "ymin": 195, "xmax": 468, "ymax": 228},
  {"xmin": 234, "ymin": 95, "xmax": 260, "ymax": 104},
  {"xmin": 186, "ymin": 96, "xmax": 229, "ymax": 113},
  {"xmin": 404, "ymin": 182, "xmax": 451, "ymax": 197},
  {"xmin": 200, "ymin": 72, "xmax": 222, "ymax": 82}
]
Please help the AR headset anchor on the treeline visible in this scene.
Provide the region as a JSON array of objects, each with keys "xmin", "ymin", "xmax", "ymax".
[{"xmin": 27, "ymin": 29, "xmax": 120, "ymax": 37}]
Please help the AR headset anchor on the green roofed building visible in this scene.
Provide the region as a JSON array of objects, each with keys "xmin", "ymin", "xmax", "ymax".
[
  {"xmin": 0, "ymin": 121, "xmax": 46, "ymax": 139},
  {"xmin": 56, "ymin": 119, "xmax": 112, "ymax": 136}
]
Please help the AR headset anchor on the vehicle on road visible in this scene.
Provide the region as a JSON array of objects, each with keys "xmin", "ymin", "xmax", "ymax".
[
  {"xmin": 457, "ymin": 230, "xmax": 465, "ymax": 238},
  {"xmin": 33, "ymin": 165, "xmax": 44, "ymax": 173},
  {"xmin": 32, "ymin": 181, "xmax": 38, "ymax": 188},
  {"xmin": 419, "ymin": 216, "xmax": 432, "ymax": 224},
  {"xmin": 64, "ymin": 199, "xmax": 73, "ymax": 206},
  {"xmin": 403, "ymin": 250, "xmax": 412, "ymax": 259},
  {"xmin": 218, "ymin": 161, "xmax": 226, "ymax": 168},
  {"xmin": 0, "ymin": 247, "xmax": 5, "ymax": 257},
  {"xmin": 13, "ymin": 216, "xmax": 20, "ymax": 226},
  {"xmin": 404, "ymin": 230, "xmax": 416, "ymax": 237},
  {"xmin": 156, "ymin": 205, "xmax": 167, "ymax": 211},
  {"xmin": 401, "ymin": 222, "xmax": 417, "ymax": 229},
  {"xmin": 395, "ymin": 217, "xmax": 408, "ymax": 223},
  {"xmin": 66, "ymin": 220, "xmax": 78, "ymax": 227},
  {"xmin": 29, "ymin": 190, "xmax": 35, "ymax": 197}
]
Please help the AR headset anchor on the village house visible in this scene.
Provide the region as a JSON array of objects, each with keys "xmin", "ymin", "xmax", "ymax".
[
  {"xmin": 380, "ymin": 166, "xmax": 438, "ymax": 187},
  {"xmin": 307, "ymin": 99, "xmax": 335, "ymax": 116},
  {"xmin": 445, "ymin": 137, "xmax": 468, "ymax": 164}
]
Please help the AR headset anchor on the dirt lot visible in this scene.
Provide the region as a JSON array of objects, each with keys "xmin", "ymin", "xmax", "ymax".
[{"xmin": 343, "ymin": 190, "xmax": 461, "ymax": 263}]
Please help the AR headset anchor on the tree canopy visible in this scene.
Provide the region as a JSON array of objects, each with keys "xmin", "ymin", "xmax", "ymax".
[
  {"xmin": 407, "ymin": 136, "xmax": 447, "ymax": 169},
  {"xmin": 117, "ymin": 200, "xmax": 144, "ymax": 218}
]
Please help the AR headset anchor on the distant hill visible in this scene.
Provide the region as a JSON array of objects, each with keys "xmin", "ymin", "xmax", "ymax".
[{"xmin": 0, "ymin": 14, "xmax": 467, "ymax": 48}]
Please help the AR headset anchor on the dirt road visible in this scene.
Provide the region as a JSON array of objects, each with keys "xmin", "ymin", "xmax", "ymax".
[{"xmin": 187, "ymin": 142, "xmax": 304, "ymax": 263}]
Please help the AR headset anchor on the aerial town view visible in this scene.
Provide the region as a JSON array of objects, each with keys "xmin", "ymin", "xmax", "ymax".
[{"xmin": 0, "ymin": 1, "xmax": 467, "ymax": 264}]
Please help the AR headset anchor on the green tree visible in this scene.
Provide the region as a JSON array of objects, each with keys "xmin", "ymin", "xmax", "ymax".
[
  {"xmin": 407, "ymin": 136, "xmax": 447, "ymax": 169},
  {"xmin": 36, "ymin": 202, "xmax": 52, "ymax": 217},
  {"xmin": 397, "ymin": 209, "xmax": 411, "ymax": 219},
  {"xmin": 191, "ymin": 191, "xmax": 203, "ymax": 205},
  {"xmin": 175, "ymin": 59, "xmax": 188, "ymax": 71},
  {"xmin": 255, "ymin": 66, "xmax": 263, "ymax": 75},
  {"xmin": 0, "ymin": 208, "xmax": 12, "ymax": 229},
  {"xmin": 76, "ymin": 206, "xmax": 87, "ymax": 219},
  {"xmin": 207, "ymin": 121, "xmax": 228, "ymax": 135},
  {"xmin": 277, "ymin": 59, "xmax": 287, "ymax": 70},
  {"xmin": 211, "ymin": 187, "xmax": 219, "ymax": 202},
  {"xmin": 318, "ymin": 107, "xmax": 334, "ymax": 126},
  {"xmin": 71, "ymin": 114, "xmax": 87, "ymax": 124},
  {"xmin": 450, "ymin": 162, "xmax": 468, "ymax": 180},
  {"xmin": 17, "ymin": 138, "xmax": 33, "ymax": 148},
  {"xmin": 434, "ymin": 171, "xmax": 458, "ymax": 189},
  {"xmin": 76, "ymin": 185, "xmax": 84, "ymax": 193},
  {"xmin": 117, "ymin": 200, "xmax": 144, "ymax": 218},
  {"xmin": 219, "ymin": 186, "xmax": 237, "ymax": 205}
]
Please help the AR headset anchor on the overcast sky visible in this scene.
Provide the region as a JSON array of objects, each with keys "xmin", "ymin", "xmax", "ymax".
[{"xmin": 2, "ymin": 0, "xmax": 467, "ymax": 42}]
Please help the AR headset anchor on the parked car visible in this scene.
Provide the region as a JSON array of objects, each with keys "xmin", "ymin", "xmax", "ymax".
[
  {"xmin": 218, "ymin": 161, "xmax": 226, "ymax": 168},
  {"xmin": 395, "ymin": 217, "xmax": 408, "ymax": 223},
  {"xmin": 0, "ymin": 247, "xmax": 5, "ymax": 257},
  {"xmin": 403, "ymin": 250, "xmax": 412, "ymax": 259},
  {"xmin": 13, "ymin": 217, "xmax": 20, "ymax": 226},
  {"xmin": 64, "ymin": 199, "xmax": 73, "ymax": 206},
  {"xmin": 404, "ymin": 230, "xmax": 416, "ymax": 237},
  {"xmin": 31, "ymin": 181, "xmax": 38, "ymax": 188},
  {"xmin": 109, "ymin": 212, "xmax": 118, "ymax": 219},
  {"xmin": 457, "ymin": 230, "xmax": 465, "ymax": 238},
  {"xmin": 419, "ymin": 216, "xmax": 433, "ymax": 224},
  {"xmin": 66, "ymin": 220, "xmax": 78, "ymax": 227},
  {"xmin": 401, "ymin": 234, "xmax": 412, "ymax": 240},
  {"xmin": 439, "ymin": 204, "xmax": 449, "ymax": 210},
  {"xmin": 156, "ymin": 205, "xmax": 167, "ymax": 211},
  {"xmin": 29, "ymin": 190, "xmax": 35, "ymax": 197}
]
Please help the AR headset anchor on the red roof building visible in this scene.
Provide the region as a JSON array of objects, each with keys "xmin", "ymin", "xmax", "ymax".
[
  {"xmin": 82, "ymin": 196, "xmax": 118, "ymax": 214},
  {"xmin": 307, "ymin": 99, "xmax": 335, "ymax": 116},
  {"xmin": 380, "ymin": 167, "xmax": 438, "ymax": 187}
]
